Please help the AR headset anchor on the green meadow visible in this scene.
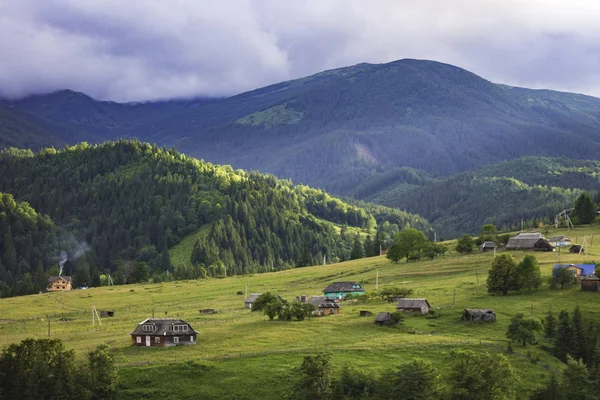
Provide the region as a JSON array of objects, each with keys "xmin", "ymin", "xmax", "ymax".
[{"xmin": 2, "ymin": 225, "xmax": 600, "ymax": 399}]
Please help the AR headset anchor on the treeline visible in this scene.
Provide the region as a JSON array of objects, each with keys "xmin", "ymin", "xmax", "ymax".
[{"xmin": 0, "ymin": 140, "xmax": 407, "ymax": 292}]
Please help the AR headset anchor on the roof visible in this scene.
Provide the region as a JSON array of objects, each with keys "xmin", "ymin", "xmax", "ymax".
[
  {"xmin": 48, "ymin": 276, "xmax": 72, "ymax": 283},
  {"xmin": 129, "ymin": 318, "xmax": 198, "ymax": 336},
  {"xmin": 506, "ymin": 233, "xmax": 549, "ymax": 249},
  {"xmin": 307, "ymin": 296, "xmax": 339, "ymax": 308},
  {"xmin": 245, "ymin": 293, "xmax": 262, "ymax": 303},
  {"xmin": 396, "ymin": 298, "xmax": 431, "ymax": 309},
  {"xmin": 554, "ymin": 264, "xmax": 596, "ymax": 276},
  {"xmin": 549, "ymin": 235, "xmax": 569, "ymax": 242},
  {"xmin": 374, "ymin": 312, "xmax": 391, "ymax": 322},
  {"xmin": 480, "ymin": 241, "xmax": 496, "ymax": 248},
  {"xmin": 463, "ymin": 308, "xmax": 495, "ymax": 316},
  {"xmin": 323, "ymin": 282, "xmax": 363, "ymax": 293}
]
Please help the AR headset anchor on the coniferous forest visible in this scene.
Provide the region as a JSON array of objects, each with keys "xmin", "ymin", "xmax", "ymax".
[{"xmin": 0, "ymin": 140, "xmax": 429, "ymax": 297}]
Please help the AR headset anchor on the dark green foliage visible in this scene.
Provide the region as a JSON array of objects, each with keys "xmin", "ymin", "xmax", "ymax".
[
  {"xmin": 447, "ymin": 349, "xmax": 518, "ymax": 400},
  {"xmin": 386, "ymin": 228, "xmax": 428, "ymax": 263},
  {"xmin": 455, "ymin": 234, "xmax": 475, "ymax": 254},
  {"xmin": 332, "ymin": 366, "xmax": 376, "ymax": 399},
  {"xmin": 530, "ymin": 374, "xmax": 563, "ymax": 400},
  {"xmin": 487, "ymin": 254, "xmax": 519, "ymax": 295},
  {"xmin": 297, "ymin": 243, "xmax": 314, "ymax": 267},
  {"xmin": 0, "ymin": 141, "xmax": 388, "ymax": 288},
  {"xmin": 553, "ymin": 268, "xmax": 575, "ymax": 289},
  {"xmin": 85, "ymin": 344, "xmax": 118, "ymax": 400},
  {"xmin": 518, "ymin": 255, "xmax": 542, "ymax": 292},
  {"xmin": 571, "ymin": 306, "xmax": 587, "ymax": 362},
  {"xmin": 350, "ymin": 235, "xmax": 364, "ymax": 260},
  {"xmin": 506, "ymin": 313, "xmax": 542, "ymax": 346},
  {"xmin": 545, "ymin": 311, "xmax": 557, "ymax": 339},
  {"xmin": 554, "ymin": 310, "xmax": 573, "ymax": 362},
  {"xmin": 572, "ymin": 191, "xmax": 596, "ymax": 225},
  {"xmin": 378, "ymin": 359, "xmax": 440, "ymax": 400},
  {"xmin": 288, "ymin": 353, "xmax": 333, "ymax": 400},
  {"xmin": 251, "ymin": 292, "xmax": 279, "ymax": 313}
]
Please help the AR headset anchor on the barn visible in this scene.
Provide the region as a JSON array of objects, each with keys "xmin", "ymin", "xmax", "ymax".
[
  {"xmin": 307, "ymin": 296, "xmax": 340, "ymax": 316},
  {"xmin": 129, "ymin": 318, "xmax": 198, "ymax": 347},
  {"xmin": 396, "ymin": 298, "xmax": 431, "ymax": 314}
]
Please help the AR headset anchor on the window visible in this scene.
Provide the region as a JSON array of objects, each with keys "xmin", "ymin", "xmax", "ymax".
[
  {"xmin": 174, "ymin": 337, "xmax": 179, "ymax": 344},
  {"xmin": 142, "ymin": 325, "xmax": 154, "ymax": 332},
  {"xmin": 136, "ymin": 337, "xmax": 142, "ymax": 344},
  {"xmin": 155, "ymin": 337, "xmax": 160, "ymax": 344},
  {"xmin": 173, "ymin": 325, "xmax": 188, "ymax": 332}
]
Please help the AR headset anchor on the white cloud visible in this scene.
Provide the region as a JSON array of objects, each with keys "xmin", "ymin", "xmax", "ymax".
[{"xmin": 1, "ymin": 0, "xmax": 600, "ymax": 101}]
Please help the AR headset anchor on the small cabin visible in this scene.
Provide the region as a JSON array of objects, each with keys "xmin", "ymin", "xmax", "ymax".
[
  {"xmin": 396, "ymin": 298, "xmax": 431, "ymax": 314},
  {"xmin": 462, "ymin": 308, "xmax": 496, "ymax": 322},
  {"xmin": 307, "ymin": 296, "xmax": 340, "ymax": 316},
  {"xmin": 374, "ymin": 312, "xmax": 392, "ymax": 326},
  {"xmin": 47, "ymin": 276, "xmax": 72, "ymax": 291},
  {"xmin": 359, "ymin": 310, "xmax": 373, "ymax": 317},
  {"xmin": 549, "ymin": 235, "xmax": 571, "ymax": 247},
  {"xmin": 323, "ymin": 282, "xmax": 365, "ymax": 300},
  {"xmin": 129, "ymin": 318, "xmax": 198, "ymax": 347},
  {"xmin": 244, "ymin": 293, "xmax": 262, "ymax": 309},
  {"xmin": 99, "ymin": 311, "xmax": 115, "ymax": 317},
  {"xmin": 582, "ymin": 275, "xmax": 600, "ymax": 292},
  {"xmin": 479, "ymin": 241, "xmax": 497, "ymax": 252},
  {"xmin": 570, "ymin": 244, "xmax": 584, "ymax": 254}
]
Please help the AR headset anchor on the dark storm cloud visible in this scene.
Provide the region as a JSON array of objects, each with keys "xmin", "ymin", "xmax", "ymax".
[{"xmin": 1, "ymin": 0, "xmax": 600, "ymax": 101}]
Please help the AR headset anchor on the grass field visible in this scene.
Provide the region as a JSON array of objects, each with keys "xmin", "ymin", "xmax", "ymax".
[{"xmin": 2, "ymin": 225, "xmax": 600, "ymax": 399}]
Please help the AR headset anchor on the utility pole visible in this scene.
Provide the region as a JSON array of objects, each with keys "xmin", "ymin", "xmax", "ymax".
[{"xmin": 434, "ymin": 232, "xmax": 437, "ymax": 243}]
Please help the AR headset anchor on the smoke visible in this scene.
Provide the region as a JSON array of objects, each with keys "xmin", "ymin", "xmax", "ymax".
[{"xmin": 56, "ymin": 237, "xmax": 91, "ymax": 276}]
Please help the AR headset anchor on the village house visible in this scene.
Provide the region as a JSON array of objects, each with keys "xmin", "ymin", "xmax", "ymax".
[
  {"xmin": 47, "ymin": 276, "xmax": 72, "ymax": 291},
  {"xmin": 306, "ymin": 296, "xmax": 340, "ymax": 316},
  {"xmin": 461, "ymin": 308, "xmax": 496, "ymax": 322},
  {"xmin": 396, "ymin": 298, "xmax": 431, "ymax": 314},
  {"xmin": 244, "ymin": 293, "xmax": 262, "ymax": 309},
  {"xmin": 374, "ymin": 312, "xmax": 392, "ymax": 326},
  {"xmin": 506, "ymin": 232, "xmax": 553, "ymax": 251},
  {"xmin": 323, "ymin": 282, "xmax": 365, "ymax": 300},
  {"xmin": 548, "ymin": 235, "xmax": 571, "ymax": 247},
  {"xmin": 129, "ymin": 318, "xmax": 198, "ymax": 347},
  {"xmin": 479, "ymin": 241, "xmax": 497, "ymax": 252},
  {"xmin": 553, "ymin": 264, "xmax": 596, "ymax": 283}
]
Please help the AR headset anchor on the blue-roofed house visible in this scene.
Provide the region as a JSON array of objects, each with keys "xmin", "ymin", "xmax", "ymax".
[{"xmin": 554, "ymin": 264, "xmax": 596, "ymax": 283}]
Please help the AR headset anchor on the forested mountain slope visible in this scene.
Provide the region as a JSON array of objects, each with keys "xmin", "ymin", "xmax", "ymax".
[
  {"xmin": 5, "ymin": 59, "xmax": 600, "ymax": 197},
  {"xmin": 372, "ymin": 157, "xmax": 600, "ymax": 237},
  {"xmin": 0, "ymin": 141, "xmax": 430, "ymax": 295}
]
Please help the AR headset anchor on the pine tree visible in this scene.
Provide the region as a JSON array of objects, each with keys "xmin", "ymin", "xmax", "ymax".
[
  {"xmin": 363, "ymin": 235, "xmax": 373, "ymax": 257},
  {"xmin": 2, "ymin": 226, "xmax": 17, "ymax": 270},
  {"xmin": 297, "ymin": 243, "xmax": 313, "ymax": 267},
  {"xmin": 372, "ymin": 231, "xmax": 384, "ymax": 256},
  {"xmin": 555, "ymin": 310, "xmax": 573, "ymax": 362},
  {"xmin": 544, "ymin": 310, "xmax": 557, "ymax": 339},
  {"xmin": 160, "ymin": 246, "xmax": 172, "ymax": 272},
  {"xmin": 572, "ymin": 306, "xmax": 587, "ymax": 362},
  {"xmin": 350, "ymin": 235, "xmax": 364, "ymax": 260},
  {"xmin": 572, "ymin": 191, "xmax": 596, "ymax": 225},
  {"xmin": 517, "ymin": 254, "xmax": 542, "ymax": 292}
]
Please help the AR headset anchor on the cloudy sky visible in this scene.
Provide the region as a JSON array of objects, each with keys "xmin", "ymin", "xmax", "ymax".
[{"xmin": 1, "ymin": 0, "xmax": 600, "ymax": 102}]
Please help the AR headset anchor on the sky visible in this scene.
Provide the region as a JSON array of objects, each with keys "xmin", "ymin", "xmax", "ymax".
[{"xmin": 1, "ymin": 0, "xmax": 600, "ymax": 102}]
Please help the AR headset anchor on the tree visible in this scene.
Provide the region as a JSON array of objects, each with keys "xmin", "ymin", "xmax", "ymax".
[
  {"xmin": 571, "ymin": 306, "xmax": 587, "ymax": 362},
  {"xmin": 553, "ymin": 267, "xmax": 575, "ymax": 289},
  {"xmin": 251, "ymin": 292, "xmax": 278, "ymax": 312},
  {"xmin": 297, "ymin": 243, "xmax": 313, "ymax": 267},
  {"xmin": 480, "ymin": 224, "xmax": 497, "ymax": 238},
  {"xmin": 159, "ymin": 246, "xmax": 172, "ymax": 272},
  {"xmin": 561, "ymin": 356, "xmax": 595, "ymax": 400},
  {"xmin": 288, "ymin": 353, "xmax": 333, "ymax": 400},
  {"xmin": 378, "ymin": 359, "xmax": 441, "ymax": 400},
  {"xmin": 530, "ymin": 374, "xmax": 563, "ymax": 400},
  {"xmin": 506, "ymin": 313, "xmax": 542, "ymax": 346},
  {"xmin": 350, "ymin": 235, "xmax": 364, "ymax": 260},
  {"xmin": 332, "ymin": 366, "xmax": 376, "ymax": 400},
  {"xmin": 554, "ymin": 310, "xmax": 573, "ymax": 362},
  {"xmin": 264, "ymin": 299, "xmax": 285, "ymax": 321},
  {"xmin": 517, "ymin": 254, "xmax": 542, "ymax": 292},
  {"xmin": 571, "ymin": 191, "xmax": 596, "ymax": 225},
  {"xmin": 363, "ymin": 235, "xmax": 374, "ymax": 257},
  {"xmin": 447, "ymin": 350, "xmax": 518, "ymax": 400},
  {"xmin": 85, "ymin": 344, "xmax": 118, "ymax": 400},
  {"xmin": 544, "ymin": 310, "xmax": 557, "ymax": 339},
  {"xmin": 387, "ymin": 228, "xmax": 428, "ymax": 263},
  {"xmin": 455, "ymin": 234, "xmax": 476, "ymax": 254},
  {"xmin": 487, "ymin": 254, "xmax": 519, "ymax": 295}
]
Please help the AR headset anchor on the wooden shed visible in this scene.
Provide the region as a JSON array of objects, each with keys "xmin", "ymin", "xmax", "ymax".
[
  {"xmin": 359, "ymin": 310, "xmax": 373, "ymax": 317},
  {"xmin": 479, "ymin": 241, "xmax": 497, "ymax": 252},
  {"xmin": 374, "ymin": 312, "xmax": 392, "ymax": 326},
  {"xmin": 244, "ymin": 293, "xmax": 262, "ymax": 309},
  {"xmin": 396, "ymin": 298, "xmax": 431, "ymax": 314},
  {"xmin": 461, "ymin": 309, "xmax": 496, "ymax": 322},
  {"xmin": 570, "ymin": 244, "xmax": 584, "ymax": 254}
]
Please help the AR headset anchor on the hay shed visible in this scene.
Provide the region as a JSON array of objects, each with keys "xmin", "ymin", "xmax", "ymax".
[
  {"xmin": 374, "ymin": 312, "xmax": 392, "ymax": 326},
  {"xmin": 462, "ymin": 309, "xmax": 496, "ymax": 322},
  {"xmin": 99, "ymin": 311, "xmax": 115, "ymax": 317},
  {"xmin": 359, "ymin": 310, "xmax": 373, "ymax": 317}
]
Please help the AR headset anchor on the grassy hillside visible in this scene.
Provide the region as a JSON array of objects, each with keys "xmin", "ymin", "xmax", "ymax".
[
  {"xmin": 368, "ymin": 156, "xmax": 600, "ymax": 237},
  {"xmin": 2, "ymin": 225, "xmax": 600, "ymax": 398}
]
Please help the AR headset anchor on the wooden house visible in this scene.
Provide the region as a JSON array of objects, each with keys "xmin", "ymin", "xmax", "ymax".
[
  {"xmin": 47, "ymin": 276, "xmax": 72, "ymax": 291},
  {"xmin": 554, "ymin": 264, "xmax": 596, "ymax": 283},
  {"xmin": 549, "ymin": 235, "xmax": 571, "ymax": 247},
  {"xmin": 244, "ymin": 293, "xmax": 262, "ymax": 309},
  {"xmin": 506, "ymin": 233, "xmax": 553, "ymax": 251},
  {"xmin": 581, "ymin": 275, "xmax": 600, "ymax": 292},
  {"xmin": 374, "ymin": 312, "xmax": 392, "ymax": 326},
  {"xmin": 462, "ymin": 309, "xmax": 496, "ymax": 322},
  {"xmin": 323, "ymin": 282, "xmax": 365, "ymax": 300},
  {"xmin": 479, "ymin": 241, "xmax": 497, "ymax": 252},
  {"xmin": 129, "ymin": 318, "xmax": 198, "ymax": 347},
  {"xmin": 307, "ymin": 296, "xmax": 340, "ymax": 316},
  {"xmin": 396, "ymin": 298, "xmax": 431, "ymax": 314}
]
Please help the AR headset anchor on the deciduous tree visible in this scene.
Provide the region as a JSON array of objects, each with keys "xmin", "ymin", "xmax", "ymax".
[{"xmin": 487, "ymin": 254, "xmax": 519, "ymax": 295}]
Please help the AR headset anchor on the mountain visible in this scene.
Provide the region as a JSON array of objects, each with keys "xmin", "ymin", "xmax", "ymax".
[
  {"xmin": 5, "ymin": 59, "xmax": 600, "ymax": 198},
  {"xmin": 0, "ymin": 140, "xmax": 430, "ymax": 297},
  {"xmin": 368, "ymin": 156, "xmax": 600, "ymax": 238}
]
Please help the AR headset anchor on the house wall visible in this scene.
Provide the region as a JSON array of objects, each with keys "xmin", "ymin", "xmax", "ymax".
[
  {"xmin": 324, "ymin": 290, "xmax": 364, "ymax": 299},
  {"xmin": 582, "ymin": 280, "xmax": 600, "ymax": 292},
  {"xmin": 131, "ymin": 334, "xmax": 197, "ymax": 346},
  {"xmin": 566, "ymin": 266, "xmax": 583, "ymax": 283},
  {"xmin": 398, "ymin": 306, "xmax": 429, "ymax": 315},
  {"xmin": 48, "ymin": 280, "xmax": 72, "ymax": 291},
  {"xmin": 318, "ymin": 306, "xmax": 339, "ymax": 315},
  {"xmin": 245, "ymin": 302, "xmax": 253, "ymax": 309}
]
